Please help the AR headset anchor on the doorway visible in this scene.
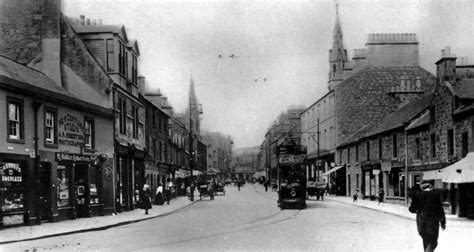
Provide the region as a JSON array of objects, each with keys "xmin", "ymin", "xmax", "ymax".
[
  {"xmin": 74, "ymin": 163, "xmax": 89, "ymax": 218},
  {"xmin": 39, "ymin": 162, "xmax": 52, "ymax": 222}
]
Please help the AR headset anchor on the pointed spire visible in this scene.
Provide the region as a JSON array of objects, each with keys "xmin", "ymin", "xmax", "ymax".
[{"xmin": 328, "ymin": 0, "xmax": 348, "ymax": 90}]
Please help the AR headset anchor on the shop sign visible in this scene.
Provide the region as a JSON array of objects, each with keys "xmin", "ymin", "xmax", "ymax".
[
  {"xmin": 279, "ymin": 154, "xmax": 306, "ymax": 164},
  {"xmin": 58, "ymin": 114, "xmax": 85, "ymax": 147},
  {"xmin": 3, "ymin": 214, "xmax": 24, "ymax": 226},
  {"xmin": 381, "ymin": 162, "xmax": 392, "ymax": 172},
  {"xmin": 104, "ymin": 165, "xmax": 113, "ymax": 181},
  {"xmin": 55, "ymin": 152, "xmax": 96, "ymax": 162},
  {"xmin": 1, "ymin": 163, "xmax": 22, "ymax": 182}
]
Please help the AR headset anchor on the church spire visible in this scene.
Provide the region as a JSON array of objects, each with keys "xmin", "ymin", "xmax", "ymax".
[
  {"xmin": 187, "ymin": 75, "xmax": 201, "ymax": 136},
  {"xmin": 328, "ymin": 0, "xmax": 348, "ymax": 90}
]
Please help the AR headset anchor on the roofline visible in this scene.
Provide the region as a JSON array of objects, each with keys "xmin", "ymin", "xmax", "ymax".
[
  {"xmin": 0, "ymin": 75, "xmax": 113, "ymax": 118},
  {"xmin": 301, "ymin": 90, "xmax": 335, "ymax": 115}
]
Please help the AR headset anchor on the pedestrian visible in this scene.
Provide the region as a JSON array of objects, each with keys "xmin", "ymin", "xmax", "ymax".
[
  {"xmin": 155, "ymin": 183, "xmax": 164, "ymax": 205},
  {"xmin": 325, "ymin": 183, "xmax": 330, "ymax": 196},
  {"xmin": 378, "ymin": 188, "xmax": 385, "ymax": 206},
  {"xmin": 409, "ymin": 181, "xmax": 446, "ymax": 252},
  {"xmin": 264, "ymin": 180, "xmax": 269, "ymax": 192},
  {"xmin": 142, "ymin": 184, "xmax": 152, "ymax": 215},
  {"xmin": 237, "ymin": 180, "xmax": 241, "ymax": 191},
  {"xmin": 353, "ymin": 189, "xmax": 359, "ymax": 203},
  {"xmin": 209, "ymin": 179, "xmax": 215, "ymax": 200},
  {"xmin": 165, "ymin": 178, "xmax": 172, "ymax": 205}
]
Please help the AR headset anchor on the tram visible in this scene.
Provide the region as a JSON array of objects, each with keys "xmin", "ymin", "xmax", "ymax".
[{"xmin": 276, "ymin": 142, "xmax": 307, "ymax": 209}]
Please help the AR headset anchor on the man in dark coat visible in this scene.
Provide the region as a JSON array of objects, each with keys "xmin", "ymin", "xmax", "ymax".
[{"xmin": 409, "ymin": 181, "xmax": 446, "ymax": 252}]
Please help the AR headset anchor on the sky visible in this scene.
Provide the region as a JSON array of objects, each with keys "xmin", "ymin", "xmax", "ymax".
[{"xmin": 62, "ymin": 0, "xmax": 474, "ymax": 149}]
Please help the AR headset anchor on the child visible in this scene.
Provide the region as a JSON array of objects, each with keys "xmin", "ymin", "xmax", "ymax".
[{"xmin": 353, "ymin": 190, "xmax": 359, "ymax": 203}]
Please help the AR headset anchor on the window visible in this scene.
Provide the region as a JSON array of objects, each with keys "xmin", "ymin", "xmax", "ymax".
[
  {"xmin": 431, "ymin": 134, "xmax": 436, "ymax": 158},
  {"xmin": 378, "ymin": 137, "xmax": 383, "ymax": 160},
  {"xmin": 415, "ymin": 137, "xmax": 420, "ymax": 160},
  {"xmin": 159, "ymin": 142, "xmax": 162, "ymax": 161},
  {"xmin": 447, "ymin": 129, "xmax": 454, "ymax": 156},
  {"xmin": 392, "ymin": 134, "xmax": 398, "ymax": 158},
  {"xmin": 132, "ymin": 104, "xmax": 138, "ymax": 139},
  {"xmin": 347, "ymin": 148, "xmax": 350, "ymax": 163},
  {"xmin": 119, "ymin": 42, "xmax": 126, "ymax": 75},
  {"xmin": 7, "ymin": 98, "xmax": 24, "ymax": 142},
  {"xmin": 1, "ymin": 162, "xmax": 25, "ymax": 211},
  {"xmin": 430, "ymin": 106, "xmax": 435, "ymax": 124},
  {"xmin": 118, "ymin": 97, "xmax": 126, "ymax": 134},
  {"xmin": 84, "ymin": 118, "xmax": 94, "ymax": 149},
  {"xmin": 44, "ymin": 108, "xmax": 57, "ymax": 146},
  {"xmin": 56, "ymin": 165, "xmax": 70, "ymax": 207},
  {"xmin": 366, "ymin": 141, "xmax": 370, "ymax": 160},
  {"xmin": 106, "ymin": 39, "xmax": 114, "ymax": 71},
  {"xmin": 132, "ymin": 55, "xmax": 137, "ymax": 84},
  {"xmin": 356, "ymin": 145, "xmax": 359, "ymax": 162},
  {"xmin": 462, "ymin": 132, "xmax": 469, "ymax": 157}
]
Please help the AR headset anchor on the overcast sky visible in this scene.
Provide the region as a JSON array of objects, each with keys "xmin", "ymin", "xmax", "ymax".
[{"xmin": 62, "ymin": 0, "xmax": 474, "ymax": 149}]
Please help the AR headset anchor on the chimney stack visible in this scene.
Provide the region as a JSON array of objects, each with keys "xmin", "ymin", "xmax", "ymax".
[
  {"xmin": 86, "ymin": 18, "xmax": 90, "ymax": 25},
  {"xmin": 98, "ymin": 19, "xmax": 103, "ymax": 25},
  {"xmin": 80, "ymin": 15, "xmax": 85, "ymax": 25},
  {"xmin": 435, "ymin": 46, "xmax": 457, "ymax": 83}
]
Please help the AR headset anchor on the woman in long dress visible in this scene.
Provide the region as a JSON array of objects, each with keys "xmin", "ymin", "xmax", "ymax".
[
  {"xmin": 142, "ymin": 184, "xmax": 152, "ymax": 215},
  {"xmin": 155, "ymin": 183, "xmax": 164, "ymax": 205}
]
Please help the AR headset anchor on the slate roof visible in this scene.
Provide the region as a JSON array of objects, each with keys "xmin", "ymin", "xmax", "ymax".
[
  {"xmin": 366, "ymin": 95, "xmax": 432, "ymax": 136},
  {"xmin": 452, "ymin": 79, "xmax": 474, "ymax": 99},
  {"xmin": 406, "ymin": 110, "xmax": 429, "ymax": 131},
  {"xmin": 0, "ymin": 55, "xmax": 112, "ymax": 116},
  {"xmin": 0, "ymin": 55, "xmax": 75, "ymax": 97},
  {"xmin": 338, "ymin": 122, "xmax": 378, "ymax": 147},
  {"xmin": 74, "ymin": 24, "xmax": 128, "ymax": 41}
]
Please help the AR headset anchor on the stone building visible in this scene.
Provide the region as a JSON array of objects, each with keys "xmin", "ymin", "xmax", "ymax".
[
  {"xmin": 202, "ymin": 132, "xmax": 233, "ymax": 179},
  {"xmin": 0, "ymin": 0, "xmax": 116, "ymax": 227},
  {"xmin": 301, "ymin": 5, "xmax": 436, "ymax": 195},
  {"xmin": 70, "ymin": 15, "xmax": 146, "ymax": 212},
  {"xmin": 337, "ymin": 47, "xmax": 474, "ymax": 218}
]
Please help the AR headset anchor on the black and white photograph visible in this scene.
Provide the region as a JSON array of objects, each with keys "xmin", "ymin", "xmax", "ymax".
[{"xmin": 1, "ymin": 0, "xmax": 474, "ymax": 251}]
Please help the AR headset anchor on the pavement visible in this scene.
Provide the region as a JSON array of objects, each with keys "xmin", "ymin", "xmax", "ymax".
[
  {"xmin": 0, "ymin": 192, "xmax": 200, "ymax": 245},
  {"xmin": 325, "ymin": 194, "xmax": 474, "ymax": 227},
  {"xmin": 2, "ymin": 186, "xmax": 473, "ymax": 246}
]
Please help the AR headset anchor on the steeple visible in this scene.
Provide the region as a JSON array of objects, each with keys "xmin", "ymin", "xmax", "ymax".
[
  {"xmin": 187, "ymin": 75, "xmax": 201, "ymax": 137},
  {"xmin": 328, "ymin": 0, "xmax": 348, "ymax": 90}
]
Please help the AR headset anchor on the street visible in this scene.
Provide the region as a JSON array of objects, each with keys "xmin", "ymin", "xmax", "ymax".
[{"xmin": 4, "ymin": 185, "xmax": 471, "ymax": 252}]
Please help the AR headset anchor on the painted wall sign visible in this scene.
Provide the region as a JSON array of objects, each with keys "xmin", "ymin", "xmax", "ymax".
[
  {"xmin": 58, "ymin": 114, "xmax": 85, "ymax": 147},
  {"xmin": 55, "ymin": 152, "xmax": 96, "ymax": 162}
]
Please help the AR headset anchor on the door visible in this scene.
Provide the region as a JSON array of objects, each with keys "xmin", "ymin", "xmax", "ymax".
[
  {"xmin": 74, "ymin": 163, "xmax": 89, "ymax": 218},
  {"xmin": 39, "ymin": 162, "xmax": 52, "ymax": 222}
]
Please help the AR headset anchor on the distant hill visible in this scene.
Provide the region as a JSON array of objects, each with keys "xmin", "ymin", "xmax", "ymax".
[{"xmin": 232, "ymin": 146, "xmax": 260, "ymax": 156}]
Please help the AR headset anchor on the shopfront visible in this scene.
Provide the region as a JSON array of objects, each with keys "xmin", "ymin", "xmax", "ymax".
[
  {"xmin": 115, "ymin": 144, "xmax": 145, "ymax": 212},
  {"xmin": 0, "ymin": 155, "xmax": 31, "ymax": 228},
  {"xmin": 361, "ymin": 163, "xmax": 381, "ymax": 200}
]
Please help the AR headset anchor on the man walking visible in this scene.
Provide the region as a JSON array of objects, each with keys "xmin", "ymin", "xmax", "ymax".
[{"xmin": 409, "ymin": 181, "xmax": 446, "ymax": 252}]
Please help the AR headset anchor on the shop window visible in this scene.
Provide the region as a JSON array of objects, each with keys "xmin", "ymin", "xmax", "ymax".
[
  {"xmin": 1, "ymin": 162, "xmax": 25, "ymax": 211},
  {"xmin": 90, "ymin": 167, "xmax": 99, "ymax": 205},
  {"xmin": 7, "ymin": 98, "xmax": 24, "ymax": 142},
  {"xmin": 84, "ymin": 117, "xmax": 94, "ymax": 150},
  {"xmin": 44, "ymin": 109, "xmax": 57, "ymax": 146},
  {"xmin": 56, "ymin": 165, "xmax": 71, "ymax": 207}
]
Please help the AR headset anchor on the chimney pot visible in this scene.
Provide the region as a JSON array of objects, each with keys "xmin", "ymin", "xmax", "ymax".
[
  {"xmin": 80, "ymin": 15, "xmax": 85, "ymax": 26},
  {"xmin": 92, "ymin": 19, "xmax": 97, "ymax": 26},
  {"xmin": 86, "ymin": 18, "xmax": 90, "ymax": 25},
  {"xmin": 98, "ymin": 19, "xmax": 103, "ymax": 25}
]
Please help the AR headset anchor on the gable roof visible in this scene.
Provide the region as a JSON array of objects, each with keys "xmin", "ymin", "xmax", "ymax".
[
  {"xmin": 452, "ymin": 79, "xmax": 474, "ymax": 99},
  {"xmin": 366, "ymin": 95, "xmax": 432, "ymax": 137},
  {"xmin": 0, "ymin": 55, "xmax": 74, "ymax": 97}
]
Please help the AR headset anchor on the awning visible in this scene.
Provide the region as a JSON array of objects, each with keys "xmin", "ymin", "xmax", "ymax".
[
  {"xmin": 253, "ymin": 171, "xmax": 266, "ymax": 178},
  {"xmin": 431, "ymin": 152, "xmax": 474, "ymax": 183},
  {"xmin": 422, "ymin": 169, "xmax": 446, "ymax": 180},
  {"xmin": 322, "ymin": 165, "xmax": 344, "ymax": 176}
]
